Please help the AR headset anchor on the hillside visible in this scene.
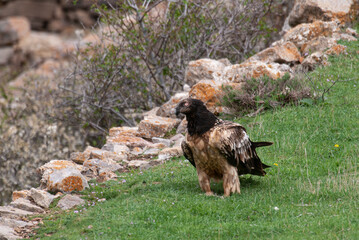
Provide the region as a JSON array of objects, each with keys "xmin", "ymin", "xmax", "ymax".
[{"xmin": 30, "ymin": 36, "xmax": 359, "ymax": 239}]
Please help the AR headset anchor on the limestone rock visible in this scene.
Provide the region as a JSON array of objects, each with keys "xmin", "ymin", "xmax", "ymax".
[
  {"xmin": 0, "ymin": 47, "xmax": 14, "ymax": 65},
  {"xmin": 128, "ymin": 160, "xmax": 151, "ymax": 169},
  {"xmin": 0, "ymin": 16, "xmax": 30, "ymax": 46},
  {"xmin": 247, "ymin": 41, "xmax": 302, "ymax": 64},
  {"xmin": 333, "ymin": 32, "xmax": 358, "ymax": 42},
  {"xmin": 325, "ymin": 44, "xmax": 347, "ymax": 55},
  {"xmin": 83, "ymin": 158, "xmax": 123, "ymax": 173},
  {"xmin": 0, "ymin": 206, "xmax": 34, "ymax": 219},
  {"xmin": 156, "ymin": 92, "xmax": 189, "ymax": 118},
  {"xmin": 281, "ymin": 20, "xmax": 340, "ymax": 49},
  {"xmin": 96, "ymin": 171, "xmax": 118, "ymax": 183},
  {"xmin": 37, "ymin": 160, "xmax": 88, "ymax": 193},
  {"xmin": 170, "ymin": 134, "xmax": 185, "ymax": 147},
  {"xmin": 287, "ymin": 0, "xmax": 358, "ymax": 27},
  {"xmin": 223, "ymin": 61, "xmax": 292, "ymax": 83},
  {"xmin": 302, "ymin": 51, "xmax": 329, "ymax": 70},
  {"xmin": 106, "ymin": 134, "xmax": 154, "ymax": 149},
  {"xmin": 300, "ymin": 36, "xmax": 337, "ymax": 55},
  {"xmin": 109, "ymin": 126, "xmax": 139, "ymax": 138},
  {"xmin": 9, "ymin": 198, "xmax": 44, "ymax": 213},
  {"xmin": 137, "ymin": 116, "xmax": 181, "ymax": 139},
  {"xmin": 29, "ymin": 188, "xmax": 55, "ymax": 209},
  {"xmin": 159, "ymin": 146, "xmax": 183, "ymax": 159},
  {"xmin": 11, "ymin": 190, "xmax": 29, "ymax": 202},
  {"xmin": 0, "ymin": 217, "xmax": 33, "ymax": 228},
  {"xmin": 185, "ymin": 58, "xmax": 229, "ymax": 86},
  {"xmin": 56, "ymin": 194, "xmax": 85, "ymax": 210},
  {"xmin": 345, "ymin": 27, "xmax": 358, "ymax": 36},
  {"xmin": 176, "ymin": 119, "xmax": 187, "ymax": 134},
  {"xmin": 0, "ymin": 225, "xmax": 19, "ymax": 240},
  {"xmin": 152, "ymin": 137, "xmax": 173, "ymax": 147}
]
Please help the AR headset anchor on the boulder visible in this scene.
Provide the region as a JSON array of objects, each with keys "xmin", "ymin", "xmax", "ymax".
[
  {"xmin": 246, "ymin": 41, "xmax": 302, "ymax": 64},
  {"xmin": 29, "ymin": 188, "xmax": 55, "ymax": 209},
  {"xmin": 185, "ymin": 58, "xmax": 230, "ymax": 86},
  {"xmin": 0, "ymin": 16, "xmax": 30, "ymax": 46},
  {"xmin": 156, "ymin": 92, "xmax": 189, "ymax": 118},
  {"xmin": 9, "ymin": 198, "xmax": 44, "ymax": 213},
  {"xmin": 287, "ymin": 0, "xmax": 358, "ymax": 27},
  {"xmin": 137, "ymin": 116, "xmax": 181, "ymax": 139},
  {"xmin": 0, "ymin": 225, "xmax": 18, "ymax": 240},
  {"xmin": 37, "ymin": 160, "xmax": 88, "ymax": 193},
  {"xmin": 56, "ymin": 194, "xmax": 85, "ymax": 210},
  {"xmin": 281, "ymin": 20, "xmax": 340, "ymax": 49}
]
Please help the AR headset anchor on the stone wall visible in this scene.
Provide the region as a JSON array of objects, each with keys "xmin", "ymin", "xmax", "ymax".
[{"xmin": 0, "ymin": 0, "xmax": 117, "ymax": 32}]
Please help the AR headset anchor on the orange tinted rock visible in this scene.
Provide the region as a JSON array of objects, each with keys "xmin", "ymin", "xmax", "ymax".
[
  {"xmin": 137, "ymin": 116, "xmax": 181, "ymax": 139},
  {"xmin": 300, "ymin": 36, "xmax": 337, "ymax": 55},
  {"xmin": 109, "ymin": 126, "xmax": 138, "ymax": 138},
  {"xmin": 12, "ymin": 190, "xmax": 30, "ymax": 201},
  {"xmin": 302, "ymin": 51, "xmax": 329, "ymax": 70},
  {"xmin": 247, "ymin": 41, "xmax": 301, "ymax": 64},
  {"xmin": 106, "ymin": 134, "xmax": 154, "ymax": 148},
  {"xmin": 185, "ymin": 58, "xmax": 230, "ymax": 86},
  {"xmin": 282, "ymin": 20, "xmax": 340, "ymax": 48},
  {"xmin": 287, "ymin": 0, "xmax": 357, "ymax": 27},
  {"xmin": 156, "ymin": 92, "xmax": 189, "ymax": 118},
  {"xmin": 325, "ymin": 44, "xmax": 347, "ymax": 55}
]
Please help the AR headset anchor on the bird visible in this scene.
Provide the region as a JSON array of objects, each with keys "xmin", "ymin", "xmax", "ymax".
[{"xmin": 175, "ymin": 98, "xmax": 272, "ymax": 196}]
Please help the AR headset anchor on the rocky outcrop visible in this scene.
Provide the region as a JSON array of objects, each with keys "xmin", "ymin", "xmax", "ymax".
[{"xmin": 287, "ymin": 0, "xmax": 359, "ymax": 27}]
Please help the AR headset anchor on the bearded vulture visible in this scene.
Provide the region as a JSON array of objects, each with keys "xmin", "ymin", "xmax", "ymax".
[{"xmin": 175, "ymin": 98, "xmax": 272, "ymax": 196}]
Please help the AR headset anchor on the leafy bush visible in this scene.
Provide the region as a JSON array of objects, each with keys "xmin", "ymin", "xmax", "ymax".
[{"xmin": 56, "ymin": 0, "xmax": 278, "ymax": 134}]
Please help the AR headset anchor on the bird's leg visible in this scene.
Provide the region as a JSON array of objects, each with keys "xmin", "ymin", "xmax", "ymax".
[
  {"xmin": 223, "ymin": 168, "xmax": 241, "ymax": 197},
  {"xmin": 197, "ymin": 170, "xmax": 213, "ymax": 196}
]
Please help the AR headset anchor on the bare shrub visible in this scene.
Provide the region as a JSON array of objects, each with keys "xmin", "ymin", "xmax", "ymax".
[{"xmin": 55, "ymin": 0, "xmax": 278, "ymax": 134}]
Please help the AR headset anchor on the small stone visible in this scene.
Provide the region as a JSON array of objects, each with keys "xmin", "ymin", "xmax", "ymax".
[
  {"xmin": 29, "ymin": 188, "xmax": 55, "ymax": 209},
  {"xmin": 137, "ymin": 116, "xmax": 181, "ymax": 139},
  {"xmin": 96, "ymin": 171, "xmax": 117, "ymax": 183},
  {"xmin": 152, "ymin": 137, "xmax": 173, "ymax": 147},
  {"xmin": 83, "ymin": 158, "xmax": 123, "ymax": 173},
  {"xmin": 57, "ymin": 195, "xmax": 85, "ymax": 210}
]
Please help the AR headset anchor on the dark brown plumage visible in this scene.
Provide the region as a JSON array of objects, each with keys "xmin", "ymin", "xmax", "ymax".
[{"xmin": 175, "ymin": 98, "xmax": 272, "ymax": 196}]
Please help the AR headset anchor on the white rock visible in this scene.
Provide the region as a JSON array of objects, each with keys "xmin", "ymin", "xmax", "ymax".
[
  {"xmin": 29, "ymin": 188, "xmax": 55, "ymax": 209},
  {"xmin": 57, "ymin": 195, "xmax": 85, "ymax": 210},
  {"xmin": 9, "ymin": 198, "xmax": 45, "ymax": 213}
]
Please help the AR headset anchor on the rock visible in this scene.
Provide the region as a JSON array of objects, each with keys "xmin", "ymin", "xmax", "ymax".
[
  {"xmin": 281, "ymin": 20, "xmax": 340, "ymax": 49},
  {"xmin": 8, "ymin": 59, "xmax": 67, "ymax": 89},
  {"xmin": 29, "ymin": 188, "xmax": 55, "ymax": 209},
  {"xmin": 300, "ymin": 36, "xmax": 337, "ymax": 55},
  {"xmin": 70, "ymin": 152, "xmax": 87, "ymax": 165},
  {"xmin": 176, "ymin": 119, "xmax": 187, "ymax": 134},
  {"xmin": 96, "ymin": 171, "xmax": 118, "ymax": 183},
  {"xmin": 152, "ymin": 137, "xmax": 173, "ymax": 147},
  {"xmin": 137, "ymin": 116, "xmax": 181, "ymax": 139},
  {"xmin": 159, "ymin": 146, "xmax": 183, "ymax": 158},
  {"xmin": 0, "ymin": 225, "xmax": 19, "ymax": 240},
  {"xmin": 106, "ymin": 134, "xmax": 154, "ymax": 149},
  {"xmin": 156, "ymin": 92, "xmax": 189, "ymax": 118},
  {"xmin": 185, "ymin": 58, "xmax": 229, "ymax": 86},
  {"xmin": 170, "ymin": 134, "xmax": 185, "ymax": 147},
  {"xmin": 56, "ymin": 194, "xmax": 85, "ymax": 210},
  {"xmin": 345, "ymin": 27, "xmax": 358, "ymax": 36},
  {"xmin": 223, "ymin": 61, "xmax": 292, "ymax": 82},
  {"xmin": 9, "ymin": 198, "xmax": 44, "ymax": 213},
  {"xmin": 37, "ymin": 160, "xmax": 88, "ymax": 193},
  {"xmin": 142, "ymin": 148, "xmax": 161, "ymax": 156},
  {"xmin": 128, "ymin": 160, "xmax": 151, "ymax": 170},
  {"xmin": 11, "ymin": 190, "xmax": 29, "ymax": 202},
  {"xmin": 247, "ymin": 41, "xmax": 302, "ymax": 64},
  {"xmin": 0, "ymin": 206, "xmax": 34, "ymax": 219},
  {"xmin": 287, "ymin": 0, "xmax": 358, "ymax": 27},
  {"xmin": 17, "ymin": 31, "xmax": 72, "ymax": 62},
  {"xmin": 301, "ymin": 51, "xmax": 329, "ymax": 70},
  {"xmin": 109, "ymin": 126, "xmax": 138, "ymax": 138},
  {"xmin": 0, "ymin": 47, "xmax": 14, "ymax": 65},
  {"xmin": 325, "ymin": 44, "xmax": 347, "ymax": 55},
  {"xmin": 0, "ymin": 16, "xmax": 30, "ymax": 46},
  {"xmin": 83, "ymin": 158, "xmax": 123, "ymax": 173},
  {"xmin": 89, "ymin": 149, "xmax": 126, "ymax": 162},
  {"xmin": 333, "ymin": 32, "xmax": 358, "ymax": 42},
  {"xmin": 130, "ymin": 147, "xmax": 144, "ymax": 156},
  {"xmin": 0, "ymin": 217, "xmax": 33, "ymax": 228}
]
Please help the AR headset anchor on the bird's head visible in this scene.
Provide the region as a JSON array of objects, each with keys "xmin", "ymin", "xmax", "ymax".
[{"xmin": 175, "ymin": 98, "xmax": 205, "ymax": 118}]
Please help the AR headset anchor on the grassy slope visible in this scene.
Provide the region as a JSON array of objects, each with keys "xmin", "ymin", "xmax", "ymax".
[{"xmin": 32, "ymin": 40, "xmax": 358, "ymax": 240}]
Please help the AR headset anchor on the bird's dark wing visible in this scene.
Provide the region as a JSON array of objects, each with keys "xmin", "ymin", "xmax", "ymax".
[
  {"xmin": 181, "ymin": 140, "xmax": 196, "ymax": 168},
  {"xmin": 214, "ymin": 122, "xmax": 269, "ymax": 176}
]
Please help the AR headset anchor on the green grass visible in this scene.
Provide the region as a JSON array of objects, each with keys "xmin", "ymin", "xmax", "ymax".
[{"xmin": 31, "ymin": 39, "xmax": 359, "ymax": 239}]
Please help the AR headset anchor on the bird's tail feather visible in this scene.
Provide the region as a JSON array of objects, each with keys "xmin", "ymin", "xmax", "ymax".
[{"xmin": 252, "ymin": 141, "xmax": 273, "ymax": 148}]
